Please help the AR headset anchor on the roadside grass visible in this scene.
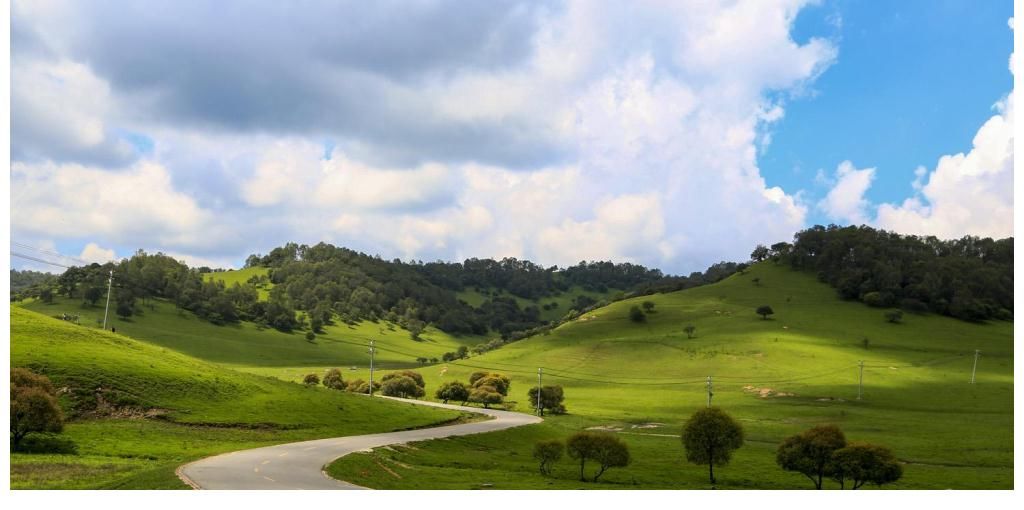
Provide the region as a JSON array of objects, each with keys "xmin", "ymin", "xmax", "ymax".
[
  {"xmin": 9, "ymin": 307, "xmax": 468, "ymax": 489},
  {"xmin": 19, "ymin": 296, "xmax": 488, "ymax": 369},
  {"xmin": 327, "ymin": 262, "xmax": 1013, "ymax": 489}
]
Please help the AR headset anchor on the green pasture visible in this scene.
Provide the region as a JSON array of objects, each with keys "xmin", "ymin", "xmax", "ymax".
[{"xmin": 202, "ymin": 266, "xmax": 273, "ymax": 300}]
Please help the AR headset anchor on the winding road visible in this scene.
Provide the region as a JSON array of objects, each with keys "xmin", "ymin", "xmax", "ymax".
[{"xmin": 177, "ymin": 397, "xmax": 542, "ymax": 490}]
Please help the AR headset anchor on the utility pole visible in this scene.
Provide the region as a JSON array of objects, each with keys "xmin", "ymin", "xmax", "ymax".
[
  {"xmin": 970, "ymin": 350, "xmax": 980, "ymax": 384},
  {"xmin": 706, "ymin": 375, "xmax": 713, "ymax": 408},
  {"xmin": 857, "ymin": 360, "xmax": 864, "ymax": 400},
  {"xmin": 102, "ymin": 269, "xmax": 113, "ymax": 330},
  {"xmin": 368, "ymin": 340, "xmax": 376, "ymax": 396},
  {"xmin": 537, "ymin": 368, "xmax": 543, "ymax": 416}
]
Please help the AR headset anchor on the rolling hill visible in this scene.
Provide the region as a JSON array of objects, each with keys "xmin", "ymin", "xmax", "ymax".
[
  {"xmin": 326, "ymin": 262, "xmax": 1013, "ymax": 489},
  {"xmin": 9, "ymin": 307, "xmax": 467, "ymax": 489}
]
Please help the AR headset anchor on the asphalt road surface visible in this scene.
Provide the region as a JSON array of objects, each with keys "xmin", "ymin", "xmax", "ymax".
[{"xmin": 177, "ymin": 397, "xmax": 543, "ymax": 490}]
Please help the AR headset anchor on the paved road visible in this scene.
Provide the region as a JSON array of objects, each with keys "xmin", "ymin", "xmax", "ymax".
[{"xmin": 177, "ymin": 397, "xmax": 542, "ymax": 490}]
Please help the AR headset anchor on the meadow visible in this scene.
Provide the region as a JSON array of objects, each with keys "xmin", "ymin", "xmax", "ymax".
[{"xmin": 9, "ymin": 307, "xmax": 469, "ymax": 489}]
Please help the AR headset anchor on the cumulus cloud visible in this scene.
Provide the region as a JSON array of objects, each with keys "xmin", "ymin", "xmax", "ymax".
[
  {"xmin": 10, "ymin": 0, "xmax": 842, "ymax": 273},
  {"xmin": 78, "ymin": 242, "xmax": 117, "ymax": 264},
  {"xmin": 818, "ymin": 161, "xmax": 876, "ymax": 225}
]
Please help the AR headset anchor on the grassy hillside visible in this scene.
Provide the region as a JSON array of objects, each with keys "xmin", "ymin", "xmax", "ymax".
[
  {"xmin": 20, "ymin": 297, "xmax": 488, "ymax": 370},
  {"xmin": 9, "ymin": 307, "xmax": 467, "ymax": 489},
  {"xmin": 202, "ymin": 266, "xmax": 273, "ymax": 300},
  {"xmin": 456, "ymin": 285, "xmax": 620, "ymax": 322},
  {"xmin": 328, "ymin": 262, "xmax": 1013, "ymax": 489}
]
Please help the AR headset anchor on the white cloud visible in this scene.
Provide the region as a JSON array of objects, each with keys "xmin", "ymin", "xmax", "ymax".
[
  {"xmin": 818, "ymin": 161, "xmax": 876, "ymax": 225},
  {"xmin": 78, "ymin": 242, "xmax": 117, "ymax": 264}
]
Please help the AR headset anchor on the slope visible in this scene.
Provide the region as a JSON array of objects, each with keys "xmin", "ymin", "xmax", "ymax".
[
  {"xmin": 327, "ymin": 262, "xmax": 1013, "ymax": 489},
  {"xmin": 9, "ymin": 307, "xmax": 466, "ymax": 489}
]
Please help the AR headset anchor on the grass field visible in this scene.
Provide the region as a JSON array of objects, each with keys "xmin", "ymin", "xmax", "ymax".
[
  {"xmin": 9, "ymin": 307, "xmax": 469, "ymax": 489},
  {"xmin": 327, "ymin": 262, "xmax": 1014, "ymax": 489},
  {"xmin": 202, "ymin": 266, "xmax": 273, "ymax": 300}
]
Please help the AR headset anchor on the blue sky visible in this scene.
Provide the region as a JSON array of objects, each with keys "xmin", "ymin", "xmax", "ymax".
[{"xmin": 8, "ymin": 1, "xmax": 1015, "ymax": 275}]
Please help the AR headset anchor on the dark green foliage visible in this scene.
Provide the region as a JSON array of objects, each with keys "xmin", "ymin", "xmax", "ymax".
[
  {"xmin": 682, "ymin": 407, "xmax": 744, "ymax": 484},
  {"xmin": 39, "ymin": 288, "xmax": 54, "ymax": 304},
  {"xmin": 781, "ymin": 225, "xmax": 1012, "ymax": 322},
  {"xmin": 528, "ymin": 385, "xmax": 566, "ymax": 415},
  {"xmin": 83, "ymin": 286, "xmax": 104, "ymax": 306},
  {"xmin": 115, "ymin": 297, "xmax": 135, "ymax": 319},
  {"xmin": 885, "ymin": 310, "xmax": 903, "ymax": 324},
  {"xmin": 468, "ymin": 387, "xmax": 503, "ymax": 408},
  {"xmin": 641, "ymin": 301, "xmax": 655, "ymax": 312},
  {"xmin": 776, "ymin": 425, "xmax": 847, "ymax": 489},
  {"xmin": 11, "ymin": 368, "xmax": 64, "ymax": 448},
  {"xmin": 629, "ymin": 305, "xmax": 646, "ymax": 323},
  {"xmin": 830, "ymin": 443, "xmax": 903, "ymax": 489},
  {"xmin": 302, "ymin": 373, "xmax": 320, "ymax": 386},
  {"xmin": 345, "ymin": 379, "xmax": 380, "ymax": 394},
  {"xmin": 13, "ymin": 433, "xmax": 78, "ymax": 454},
  {"xmin": 566, "ymin": 431, "xmax": 630, "ymax": 482},
  {"xmin": 380, "ymin": 376, "xmax": 425, "ymax": 399},
  {"xmin": 752, "ymin": 277, "xmax": 761, "ymax": 286},
  {"xmin": 750, "ymin": 244, "xmax": 770, "ymax": 262},
  {"xmin": 435, "ymin": 381, "xmax": 470, "ymax": 404},
  {"xmin": 322, "ymin": 368, "xmax": 345, "ymax": 390},
  {"xmin": 756, "ymin": 305, "xmax": 774, "ymax": 320},
  {"xmin": 684, "ymin": 325, "xmax": 696, "ymax": 339},
  {"xmin": 382, "ymin": 370, "xmax": 425, "ymax": 390},
  {"xmin": 533, "ymin": 440, "xmax": 564, "ymax": 475},
  {"xmin": 305, "ymin": 331, "xmax": 316, "ymax": 342}
]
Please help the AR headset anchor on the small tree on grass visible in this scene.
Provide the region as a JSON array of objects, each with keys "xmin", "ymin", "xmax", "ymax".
[
  {"xmin": 322, "ymin": 368, "xmax": 345, "ymax": 390},
  {"xmin": 470, "ymin": 372, "xmax": 510, "ymax": 396},
  {"xmin": 305, "ymin": 331, "xmax": 316, "ymax": 342},
  {"xmin": 642, "ymin": 301, "xmax": 656, "ymax": 313},
  {"xmin": 566, "ymin": 431, "xmax": 630, "ymax": 482},
  {"xmin": 407, "ymin": 319, "xmax": 425, "ymax": 340},
  {"xmin": 830, "ymin": 443, "xmax": 903, "ymax": 489},
  {"xmin": 684, "ymin": 325, "xmax": 697, "ymax": 339},
  {"xmin": 303, "ymin": 373, "xmax": 320, "ymax": 386},
  {"xmin": 884, "ymin": 310, "xmax": 903, "ymax": 324},
  {"xmin": 756, "ymin": 305, "xmax": 774, "ymax": 320},
  {"xmin": 345, "ymin": 379, "xmax": 380, "ymax": 394},
  {"xmin": 83, "ymin": 286, "xmax": 103, "ymax": 306},
  {"xmin": 435, "ymin": 381, "xmax": 470, "ymax": 404},
  {"xmin": 39, "ymin": 288, "xmax": 54, "ymax": 304},
  {"xmin": 629, "ymin": 305, "xmax": 646, "ymax": 323},
  {"xmin": 469, "ymin": 387, "xmax": 503, "ymax": 408},
  {"xmin": 116, "ymin": 298, "xmax": 135, "ymax": 319},
  {"xmin": 752, "ymin": 277, "xmax": 761, "ymax": 287},
  {"xmin": 682, "ymin": 407, "xmax": 744, "ymax": 485},
  {"xmin": 11, "ymin": 368, "xmax": 64, "ymax": 449},
  {"xmin": 381, "ymin": 375, "xmax": 425, "ymax": 399},
  {"xmin": 382, "ymin": 370, "xmax": 425, "ymax": 390},
  {"xmin": 534, "ymin": 440, "xmax": 564, "ymax": 476},
  {"xmin": 776, "ymin": 424, "xmax": 846, "ymax": 489},
  {"xmin": 456, "ymin": 346, "xmax": 469, "ymax": 359},
  {"xmin": 416, "ymin": 357, "xmax": 428, "ymax": 365},
  {"xmin": 528, "ymin": 385, "xmax": 566, "ymax": 416}
]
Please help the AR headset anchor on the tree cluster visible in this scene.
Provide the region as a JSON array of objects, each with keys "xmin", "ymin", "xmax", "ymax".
[
  {"xmin": 467, "ymin": 371, "xmax": 510, "ymax": 408},
  {"xmin": 381, "ymin": 371, "xmax": 426, "ymax": 399},
  {"xmin": 776, "ymin": 424, "xmax": 902, "ymax": 489}
]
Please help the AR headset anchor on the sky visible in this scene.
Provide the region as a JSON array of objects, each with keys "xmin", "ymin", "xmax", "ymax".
[{"xmin": 7, "ymin": 0, "xmax": 1015, "ymax": 275}]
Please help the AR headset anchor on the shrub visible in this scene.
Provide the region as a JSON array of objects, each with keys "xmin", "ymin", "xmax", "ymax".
[
  {"xmin": 380, "ymin": 375, "xmax": 425, "ymax": 399},
  {"xmin": 469, "ymin": 372, "xmax": 510, "ymax": 396},
  {"xmin": 468, "ymin": 386, "xmax": 503, "ymax": 408},
  {"xmin": 305, "ymin": 331, "xmax": 316, "ymax": 342},
  {"xmin": 302, "ymin": 373, "xmax": 320, "ymax": 386},
  {"xmin": 345, "ymin": 379, "xmax": 380, "ymax": 394},
  {"xmin": 527, "ymin": 385, "xmax": 566, "ymax": 415},
  {"xmin": 381, "ymin": 370, "xmax": 425, "ymax": 389},
  {"xmin": 15, "ymin": 434, "xmax": 78, "ymax": 454},
  {"xmin": 322, "ymin": 368, "xmax": 345, "ymax": 390},
  {"xmin": 11, "ymin": 368, "xmax": 64, "ymax": 448},
  {"xmin": 884, "ymin": 310, "xmax": 903, "ymax": 324},
  {"xmin": 684, "ymin": 325, "xmax": 696, "ymax": 339},
  {"xmin": 629, "ymin": 305, "xmax": 646, "ymax": 323},
  {"xmin": 435, "ymin": 381, "xmax": 470, "ymax": 404},
  {"xmin": 533, "ymin": 440, "xmax": 564, "ymax": 475},
  {"xmin": 641, "ymin": 301, "xmax": 655, "ymax": 312},
  {"xmin": 566, "ymin": 431, "xmax": 630, "ymax": 482}
]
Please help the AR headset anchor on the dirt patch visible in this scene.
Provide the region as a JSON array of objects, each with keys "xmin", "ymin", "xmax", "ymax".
[
  {"xmin": 586, "ymin": 425, "xmax": 623, "ymax": 432},
  {"xmin": 630, "ymin": 422, "xmax": 665, "ymax": 430},
  {"xmin": 742, "ymin": 385, "xmax": 795, "ymax": 398},
  {"xmin": 81, "ymin": 390, "xmax": 170, "ymax": 420},
  {"xmin": 578, "ymin": 315, "xmax": 598, "ymax": 322}
]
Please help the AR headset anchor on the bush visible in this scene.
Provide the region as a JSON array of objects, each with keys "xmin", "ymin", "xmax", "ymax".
[
  {"xmin": 629, "ymin": 305, "xmax": 646, "ymax": 323},
  {"xmin": 527, "ymin": 385, "xmax": 566, "ymax": 415},
  {"xmin": 322, "ymin": 368, "xmax": 345, "ymax": 390},
  {"xmin": 380, "ymin": 375, "xmax": 426, "ymax": 399},
  {"xmin": 305, "ymin": 331, "xmax": 316, "ymax": 342},
  {"xmin": 469, "ymin": 372, "xmax": 510, "ymax": 396},
  {"xmin": 382, "ymin": 370, "xmax": 425, "ymax": 389},
  {"xmin": 533, "ymin": 440, "xmax": 564, "ymax": 475},
  {"xmin": 14, "ymin": 434, "xmax": 78, "ymax": 454},
  {"xmin": 435, "ymin": 381, "xmax": 470, "ymax": 404},
  {"xmin": 468, "ymin": 387, "xmax": 503, "ymax": 408},
  {"xmin": 345, "ymin": 379, "xmax": 380, "ymax": 394},
  {"xmin": 641, "ymin": 301, "xmax": 655, "ymax": 312},
  {"xmin": 684, "ymin": 325, "xmax": 696, "ymax": 339},
  {"xmin": 302, "ymin": 373, "xmax": 320, "ymax": 386},
  {"xmin": 566, "ymin": 431, "xmax": 630, "ymax": 482},
  {"xmin": 11, "ymin": 368, "xmax": 64, "ymax": 448},
  {"xmin": 884, "ymin": 310, "xmax": 903, "ymax": 324}
]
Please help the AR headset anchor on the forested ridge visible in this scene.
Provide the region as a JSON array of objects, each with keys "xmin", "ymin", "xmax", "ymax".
[{"xmin": 753, "ymin": 225, "xmax": 1013, "ymax": 322}]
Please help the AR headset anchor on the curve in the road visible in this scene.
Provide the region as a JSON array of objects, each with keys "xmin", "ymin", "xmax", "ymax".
[{"xmin": 177, "ymin": 397, "xmax": 542, "ymax": 490}]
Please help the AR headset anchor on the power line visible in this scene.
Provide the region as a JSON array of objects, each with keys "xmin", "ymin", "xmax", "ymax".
[
  {"xmin": 11, "ymin": 242, "xmax": 90, "ymax": 265},
  {"xmin": 10, "ymin": 252, "xmax": 72, "ymax": 269}
]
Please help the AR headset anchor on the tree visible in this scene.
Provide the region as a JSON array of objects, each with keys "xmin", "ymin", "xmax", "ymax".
[
  {"xmin": 470, "ymin": 373, "xmax": 510, "ymax": 396},
  {"xmin": 116, "ymin": 298, "xmax": 135, "ymax": 319},
  {"xmin": 776, "ymin": 424, "xmax": 847, "ymax": 489},
  {"xmin": 39, "ymin": 288, "xmax": 54, "ymax": 304},
  {"xmin": 303, "ymin": 373, "xmax": 320, "ymax": 386},
  {"xmin": 533, "ymin": 440, "xmax": 564, "ymax": 475},
  {"xmin": 752, "ymin": 277, "xmax": 761, "ymax": 286},
  {"xmin": 756, "ymin": 305, "xmax": 774, "ymax": 320},
  {"xmin": 382, "ymin": 370, "xmax": 425, "ymax": 390},
  {"xmin": 528, "ymin": 385, "xmax": 566, "ymax": 415},
  {"xmin": 346, "ymin": 379, "xmax": 380, "ymax": 394},
  {"xmin": 407, "ymin": 319, "xmax": 425, "ymax": 340},
  {"xmin": 682, "ymin": 407, "xmax": 744, "ymax": 484},
  {"xmin": 83, "ymin": 286, "xmax": 103, "ymax": 306},
  {"xmin": 381, "ymin": 375, "xmax": 425, "ymax": 399},
  {"xmin": 322, "ymin": 368, "xmax": 345, "ymax": 390},
  {"xmin": 442, "ymin": 352, "xmax": 456, "ymax": 362},
  {"xmin": 566, "ymin": 431, "xmax": 630, "ymax": 482},
  {"xmin": 830, "ymin": 443, "xmax": 903, "ymax": 489},
  {"xmin": 416, "ymin": 357, "xmax": 428, "ymax": 365},
  {"xmin": 642, "ymin": 301, "xmax": 655, "ymax": 312},
  {"xmin": 429, "ymin": 357, "xmax": 439, "ymax": 364},
  {"xmin": 11, "ymin": 368, "xmax": 64, "ymax": 448},
  {"xmin": 629, "ymin": 305, "xmax": 646, "ymax": 323},
  {"xmin": 884, "ymin": 310, "xmax": 903, "ymax": 324},
  {"xmin": 310, "ymin": 316, "xmax": 324, "ymax": 333},
  {"xmin": 751, "ymin": 244, "xmax": 770, "ymax": 262},
  {"xmin": 684, "ymin": 325, "xmax": 696, "ymax": 339},
  {"xmin": 456, "ymin": 345, "xmax": 469, "ymax": 359},
  {"xmin": 305, "ymin": 331, "xmax": 316, "ymax": 342},
  {"xmin": 468, "ymin": 386, "xmax": 503, "ymax": 408},
  {"xmin": 435, "ymin": 381, "xmax": 470, "ymax": 404}
]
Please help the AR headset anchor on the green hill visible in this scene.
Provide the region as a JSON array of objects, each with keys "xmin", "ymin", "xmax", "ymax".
[
  {"xmin": 9, "ymin": 307, "xmax": 465, "ymax": 489},
  {"xmin": 327, "ymin": 262, "xmax": 1013, "ymax": 489},
  {"xmin": 202, "ymin": 266, "xmax": 273, "ymax": 300}
]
